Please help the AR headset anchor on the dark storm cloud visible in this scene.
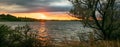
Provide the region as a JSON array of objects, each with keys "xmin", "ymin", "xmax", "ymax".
[{"xmin": 0, "ymin": 0, "xmax": 72, "ymax": 13}]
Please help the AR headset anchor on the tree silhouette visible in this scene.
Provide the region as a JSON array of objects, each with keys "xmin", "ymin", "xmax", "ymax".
[
  {"xmin": 0, "ymin": 14, "xmax": 39, "ymax": 21},
  {"xmin": 69, "ymin": 0, "xmax": 120, "ymax": 40}
]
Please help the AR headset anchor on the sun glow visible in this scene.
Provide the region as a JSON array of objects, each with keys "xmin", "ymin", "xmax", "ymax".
[
  {"xmin": 8, "ymin": 12, "xmax": 79, "ymax": 20},
  {"xmin": 39, "ymin": 14, "xmax": 47, "ymax": 19}
]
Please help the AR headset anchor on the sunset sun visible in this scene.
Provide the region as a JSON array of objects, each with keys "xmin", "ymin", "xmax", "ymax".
[{"xmin": 39, "ymin": 14, "xmax": 47, "ymax": 19}]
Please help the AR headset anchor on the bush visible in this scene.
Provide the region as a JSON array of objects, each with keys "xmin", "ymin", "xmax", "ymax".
[{"xmin": 0, "ymin": 24, "xmax": 42, "ymax": 47}]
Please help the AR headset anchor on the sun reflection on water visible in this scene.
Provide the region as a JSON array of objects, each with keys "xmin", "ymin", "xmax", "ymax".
[{"xmin": 38, "ymin": 21, "xmax": 50, "ymax": 46}]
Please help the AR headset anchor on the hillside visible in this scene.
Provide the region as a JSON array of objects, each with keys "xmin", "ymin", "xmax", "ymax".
[{"xmin": 0, "ymin": 14, "xmax": 39, "ymax": 22}]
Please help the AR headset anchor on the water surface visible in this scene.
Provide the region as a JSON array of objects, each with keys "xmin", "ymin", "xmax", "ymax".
[{"xmin": 0, "ymin": 21, "xmax": 93, "ymax": 41}]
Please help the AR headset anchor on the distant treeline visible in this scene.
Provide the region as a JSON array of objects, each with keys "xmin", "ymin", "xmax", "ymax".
[{"xmin": 0, "ymin": 14, "xmax": 39, "ymax": 22}]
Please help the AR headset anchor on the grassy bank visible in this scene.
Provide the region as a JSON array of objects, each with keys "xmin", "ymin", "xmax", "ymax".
[{"xmin": 54, "ymin": 39, "xmax": 120, "ymax": 47}]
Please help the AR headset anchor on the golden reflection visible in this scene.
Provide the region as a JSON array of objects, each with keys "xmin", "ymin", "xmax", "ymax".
[{"xmin": 38, "ymin": 21, "xmax": 49, "ymax": 46}]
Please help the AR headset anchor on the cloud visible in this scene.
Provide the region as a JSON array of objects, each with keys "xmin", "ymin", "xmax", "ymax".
[
  {"xmin": 49, "ymin": 1, "xmax": 72, "ymax": 7},
  {"xmin": 0, "ymin": 0, "xmax": 72, "ymax": 13},
  {"xmin": 0, "ymin": 3, "xmax": 29, "ymax": 13}
]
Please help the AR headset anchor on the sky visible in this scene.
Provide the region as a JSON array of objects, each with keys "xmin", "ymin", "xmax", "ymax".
[
  {"xmin": 0, "ymin": 0, "xmax": 79, "ymax": 20},
  {"xmin": 0, "ymin": 0, "xmax": 72, "ymax": 13}
]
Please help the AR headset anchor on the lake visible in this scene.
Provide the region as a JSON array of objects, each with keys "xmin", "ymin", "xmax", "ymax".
[{"xmin": 0, "ymin": 21, "xmax": 93, "ymax": 41}]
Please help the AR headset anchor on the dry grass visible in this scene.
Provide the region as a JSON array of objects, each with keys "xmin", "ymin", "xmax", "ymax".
[
  {"xmin": 51, "ymin": 40, "xmax": 120, "ymax": 47},
  {"xmin": 48, "ymin": 32, "xmax": 120, "ymax": 47}
]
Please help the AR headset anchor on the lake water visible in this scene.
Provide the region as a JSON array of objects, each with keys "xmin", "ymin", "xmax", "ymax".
[{"xmin": 0, "ymin": 21, "xmax": 93, "ymax": 41}]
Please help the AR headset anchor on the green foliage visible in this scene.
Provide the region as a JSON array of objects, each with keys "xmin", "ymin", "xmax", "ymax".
[
  {"xmin": 0, "ymin": 25, "xmax": 12, "ymax": 47},
  {"xmin": 0, "ymin": 24, "xmax": 43, "ymax": 47}
]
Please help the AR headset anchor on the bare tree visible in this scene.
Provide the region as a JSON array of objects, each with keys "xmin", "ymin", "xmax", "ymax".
[{"xmin": 69, "ymin": 0, "xmax": 120, "ymax": 40}]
